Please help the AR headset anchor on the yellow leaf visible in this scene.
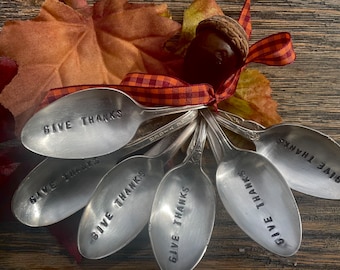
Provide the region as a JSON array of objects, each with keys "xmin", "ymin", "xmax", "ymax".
[{"xmin": 218, "ymin": 69, "xmax": 282, "ymax": 127}]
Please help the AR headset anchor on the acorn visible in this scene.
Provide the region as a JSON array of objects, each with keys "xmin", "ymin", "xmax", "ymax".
[{"xmin": 183, "ymin": 15, "xmax": 249, "ymax": 91}]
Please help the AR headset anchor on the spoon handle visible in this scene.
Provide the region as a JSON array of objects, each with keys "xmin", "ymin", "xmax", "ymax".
[
  {"xmin": 183, "ymin": 118, "xmax": 207, "ymax": 166},
  {"xmin": 145, "ymin": 126, "xmax": 187, "ymax": 157},
  {"xmin": 215, "ymin": 113, "xmax": 261, "ymax": 141},
  {"xmin": 156, "ymin": 119, "xmax": 197, "ymax": 164},
  {"xmin": 141, "ymin": 104, "xmax": 206, "ymax": 120},
  {"xmin": 206, "ymin": 125, "xmax": 224, "ymax": 163},
  {"xmin": 125, "ymin": 110, "xmax": 197, "ymax": 153},
  {"xmin": 200, "ymin": 109, "xmax": 234, "ymax": 158},
  {"xmin": 217, "ymin": 109, "xmax": 265, "ymax": 131},
  {"xmin": 110, "ymin": 111, "xmax": 197, "ymax": 163}
]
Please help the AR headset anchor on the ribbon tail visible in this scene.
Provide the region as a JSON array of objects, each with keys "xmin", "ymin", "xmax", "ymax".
[
  {"xmin": 246, "ymin": 32, "xmax": 296, "ymax": 65},
  {"xmin": 120, "ymin": 73, "xmax": 215, "ymax": 106},
  {"xmin": 216, "ymin": 69, "xmax": 242, "ymax": 104},
  {"xmin": 40, "ymin": 73, "xmax": 216, "ymax": 108},
  {"xmin": 238, "ymin": 0, "xmax": 252, "ymax": 39}
]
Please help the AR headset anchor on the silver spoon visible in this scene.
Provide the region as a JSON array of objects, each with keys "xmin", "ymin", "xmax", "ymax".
[
  {"xmin": 201, "ymin": 109, "xmax": 301, "ymax": 257},
  {"xmin": 21, "ymin": 87, "xmax": 206, "ymax": 159},
  {"xmin": 11, "ymin": 111, "xmax": 197, "ymax": 227},
  {"xmin": 77, "ymin": 120, "xmax": 197, "ymax": 259},
  {"xmin": 149, "ymin": 118, "xmax": 215, "ymax": 270},
  {"xmin": 215, "ymin": 112, "xmax": 340, "ymax": 199},
  {"xmin": 217, "ymin": 109, "xmax": 265, "ymax": 131}
]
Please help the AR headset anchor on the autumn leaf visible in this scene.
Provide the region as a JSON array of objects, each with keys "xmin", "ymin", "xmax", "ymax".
[
  {"xmin": 0, "ymin": 0, "xmax": 181, "ymax": 133},
  {"xmin": 63, "ymin": 0, "xmax": 88, "ymax": 9},
  {"xmin": 0, "ymin": 57, "xmax": 17, "ymax": 142},
  {"xmin": 218, "ymin": 69, "xmax": 282, "ymax": 127},
  {"xmin": 0, "ymin": 56, "xmax": 18, "ymax": 92}
]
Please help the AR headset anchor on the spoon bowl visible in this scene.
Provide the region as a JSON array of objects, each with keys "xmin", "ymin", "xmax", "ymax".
[
  {"xmin": 77, "ymin": 120, "xmax": 197, "ymax": 259},
  {"xmin": 202, "ymin": 109, "xmax": 302, "ymax": 256},
  {"xmin": 12, "ymin": 111, "xmax": 197, "ymax": 227},
  {"xmin": 216, "ymin": 113, "xmax": 340, "ymax": 199},
  {"xmin": 149, "ymin": 119, "xmax": 215, "ymax": 270},
  {"xmin": 21, "ymin": 87, "xmax": 205, "ymax": 158}
]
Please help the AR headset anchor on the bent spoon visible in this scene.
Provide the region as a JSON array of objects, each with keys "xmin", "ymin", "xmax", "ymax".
[
  {"xmin": 202, "ymin": 109, "xmax": 301, "ymax": 257},
  {"xmin": 21, "ymin": 87, "xmax": 206, "ymax": 159},
  {"xmin": 215, "ymin": 113, "xmax": 340, "ymax": 199},
  {"xmin": 77, "ymin": 120, "xmax": 197, "ymax": 259},
  {"xmin": 149, "ymin": 118, "xmax": 215, "ymax": 270},
  {"xmin": 12, "ymin": 111, "xmax": 197, "ymax": 227}
]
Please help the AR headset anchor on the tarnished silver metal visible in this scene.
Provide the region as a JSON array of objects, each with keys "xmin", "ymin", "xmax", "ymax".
[
  {"xmin": 149, "ymin": 119, "xmax": 215, "ymax": 270},
  {"xmin": 215, "ymin": 113, "xmax": 340, "ymax": 199},
  {"xmin": 11, "ymin": 111, "xmax": 198, "ymax": 227},
  {"xmin": 202, "ymin": 109, "xmax": 301, "ymax": 257},
  {"xmin": 217, "ymin": 109, "xmax": 265, "ymax": 131},
  {"xmin": 77, "ymin": 120, "xmax": 197, "ymax": 259},
  {"xmin": 21, "ymin": 87, "xmax": 206, "ymax": 159}
]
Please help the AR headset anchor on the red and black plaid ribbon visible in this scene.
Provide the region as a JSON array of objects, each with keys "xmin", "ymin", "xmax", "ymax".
[{"xmin": 40, "ymin": 0, "xmax": 296, "ymax": 108}]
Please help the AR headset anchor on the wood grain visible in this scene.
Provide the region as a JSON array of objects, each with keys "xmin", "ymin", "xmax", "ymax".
[{"xmin": 1, "ymin": 0, "xmax": 340, "ymax": 269}]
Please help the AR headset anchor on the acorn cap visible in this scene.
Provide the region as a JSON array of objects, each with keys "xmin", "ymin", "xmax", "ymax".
[{"xmin": 196, "ymin": 15, "xmax": 249, "ymax": 63}]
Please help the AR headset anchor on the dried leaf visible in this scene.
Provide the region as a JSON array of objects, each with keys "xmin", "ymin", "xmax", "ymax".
[
  {"xmin": 63, "ymin": 0, "xmax": 88, "ymax": 9},
  {"xmin": 218, "ymin": 68, "xmax": 282, "ymax": 127},
  {"xmin": 0, "ymin": 105, "xmax": 15, "ymax": 143},
  {"xmin": 0, "ymin": 56, "xmax": 18, "ymax": 92},
  {"xmin": 0, "ymin": 0, "xmax": 181, "ymax": 133},
  {"xmin": 0, "ymin": 57, "xmax": 17, "ymax": 142}
]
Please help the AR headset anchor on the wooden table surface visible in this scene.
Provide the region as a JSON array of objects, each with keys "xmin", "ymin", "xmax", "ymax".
[{"xmin": 1, "ymin": 0, "xmax": 339, "ymax": 269}]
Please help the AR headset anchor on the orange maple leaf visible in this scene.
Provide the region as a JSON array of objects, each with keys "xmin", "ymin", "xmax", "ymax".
[{"xmin": 0, "ymin": 0, "xmax": 181, "ymax": 132}]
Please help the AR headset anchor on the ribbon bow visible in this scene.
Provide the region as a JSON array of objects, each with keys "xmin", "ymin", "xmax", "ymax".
[{"xmin": 41, "ymin": 0, "xmax": 296, "ymax": 108}]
